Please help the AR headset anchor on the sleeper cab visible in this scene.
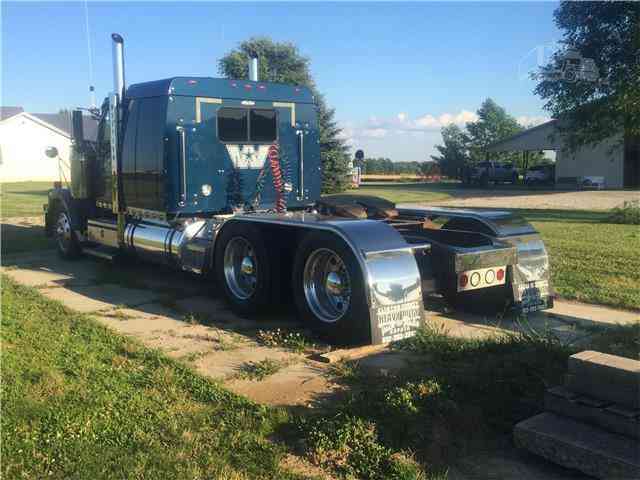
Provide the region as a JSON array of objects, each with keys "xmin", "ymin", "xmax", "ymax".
[{"xmin": 96, "ymin": 77, "xmax": 321, "ymax": 216}]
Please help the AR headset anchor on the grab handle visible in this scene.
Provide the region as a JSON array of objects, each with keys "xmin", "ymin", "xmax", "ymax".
[{"xmin": 176, "ymin": 126, "xmax": 186, "ymax": 206}]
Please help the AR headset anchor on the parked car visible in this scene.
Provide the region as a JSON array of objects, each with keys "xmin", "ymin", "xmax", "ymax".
[
  {"xmin": 467, "ymin": 161, "xmax": 519, "ymax": 186},
  {"xmin": 524, "ymin": 164, "xmax": 555, "ymax": 186}
]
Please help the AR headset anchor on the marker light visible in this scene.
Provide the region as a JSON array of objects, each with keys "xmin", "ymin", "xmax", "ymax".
[
  {"xmin": 459, "ymin": 274, "xmax": 468, "ymax": 288},
  {"xmin": 470, "ymin": 272, "xmax": 481, "ymax": 287},
  {"xmin": 496, "ymin": 268, "xmax": 505, "ymax": 281},
  {"xmin": 485, "ymin": 269, "xmax": 496, "ymax": 284},
  {"xmin": 201, "ymin": 184, "xmax": 212, "ymax": 197}
]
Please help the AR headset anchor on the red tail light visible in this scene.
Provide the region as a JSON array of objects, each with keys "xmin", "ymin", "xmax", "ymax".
[
  {"xmin": 496, "ymin": 268, "xmax": 505, "ymax": 281},
  {"xmin": 459, "ymin": 274, "xmax": 468, "ymax": 287}
]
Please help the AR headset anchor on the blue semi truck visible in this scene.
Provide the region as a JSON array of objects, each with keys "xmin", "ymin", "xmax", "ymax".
[{"xmin": 44, "ymin": 34, "xmax": 553, "ymax": 345}]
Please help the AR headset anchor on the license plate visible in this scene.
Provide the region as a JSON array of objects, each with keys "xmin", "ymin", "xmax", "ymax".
[
  {"xmin": 515, "ymin": 280, "xmax": 549, "ymax": 302},
  {"xmin": 516, "ymin": 281, "xmax": 550, "ymax": 313}
]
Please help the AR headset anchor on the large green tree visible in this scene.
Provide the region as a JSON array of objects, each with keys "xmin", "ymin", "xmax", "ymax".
[
  {"xmin": 464, "ymin": 98, "xmax": 524, "ymax": 164},
  {"xmin": 535, "ymin": 1, "xmax": 640, "ymax": 149},
  {"xmin": 218, "ymin": 37, "xmax": 351, "ymax": 193},
  {"xmin": 430, "ymin": 124, "xmax": 468, "ymax": 178}
]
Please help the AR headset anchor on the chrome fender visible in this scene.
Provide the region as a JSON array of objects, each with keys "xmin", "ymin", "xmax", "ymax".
[{"xmin": 228, "ymin": 212, "xmax": 426, "ymax": 344}]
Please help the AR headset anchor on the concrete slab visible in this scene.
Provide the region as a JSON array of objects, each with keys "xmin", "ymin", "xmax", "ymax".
[
  {"xmin": 547, "ymin": 300, "xmax": 639, "ymax": 327},
  {"xmin": 226, "ymin": 361, "xmax": 335, "ymax": 407},
  {"xmin": 1, "ymin": 254, "xmax": 100, "ymax": 287},
  {"xmin": 514, "ymin": 412, "xmax": 640, "ymax": 479},
  {"xmin": 40, "ymin": 283, "xmax": 160, "ymax": 313},
  {"xmin": 193, "ymin": 345, "xmax": 297, "ymax": 380}
]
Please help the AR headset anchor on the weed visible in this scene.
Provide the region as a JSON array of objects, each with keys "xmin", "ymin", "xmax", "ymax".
[
  {"xmin": 297, "ymin": 413, "xmax": 426, "ymax": 479},
  {"xmin": 179, "ymin": 350, "xmax": 210, "ymax": 363},
  {"xmin": 182, "ymin": 332, "xmax": 239, "ymax": 351},
  {"xmin": 257, "ymin": 328, "xmax": 317, "ymax": 353},
  {"xmin": 237, "ymin": 359, "xmax": 288, "ymax": 381},
  {"xmin": 608, "ymin": 200, "xmax": 640, "ymax": 225}
]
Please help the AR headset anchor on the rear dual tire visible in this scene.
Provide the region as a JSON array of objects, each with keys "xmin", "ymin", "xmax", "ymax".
[
  {"xmin": 292, "ymin": 232, "xmax": 370, "ymax": 345},
  {"xmin": 216, "ymin": 225, "xmax": 371, "ymax": 345}
]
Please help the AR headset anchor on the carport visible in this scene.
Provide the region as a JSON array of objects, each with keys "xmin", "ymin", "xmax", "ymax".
[
  {"xmin": 487, "ymin": 120, "xmax": 638, "ymax": 189},
  {"xmin": 486, "ymin": 120, "xmax": 559, "ymax": 175}
]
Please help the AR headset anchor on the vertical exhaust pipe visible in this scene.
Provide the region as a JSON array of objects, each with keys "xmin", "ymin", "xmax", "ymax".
[
  {"xmin": 249, "ymin": 57, "xmax": 258, "ymax": 82},
  {"xmin": 111, "ymin": 33, "xmax": 125, "ymax": 100}
]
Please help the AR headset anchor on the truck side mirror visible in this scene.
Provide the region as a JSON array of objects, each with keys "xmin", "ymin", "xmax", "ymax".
[{"xmin": 45, "ymin": 146, "xmax": 59, "ymax": 158}]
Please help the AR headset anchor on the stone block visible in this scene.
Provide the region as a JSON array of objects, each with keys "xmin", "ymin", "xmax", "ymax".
[
  {"xmin": 567, "ymin": 351, "xmax": 640, "ymax": 409},
  {"xmin": 545, "ymin": 386, "xmax": 640, "ymax": 440},
  {"xmin": 514, "ymin": 412, "xmax": 640, "ymax": 479}
]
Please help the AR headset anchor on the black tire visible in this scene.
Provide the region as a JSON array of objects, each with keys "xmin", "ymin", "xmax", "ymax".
[
  {"xmin": 215, "ymin": 222, "xmax": 277, "ymax": 316},
  {"xmin": 292, "ymin": 231, "xmax": 370, "ymax": 345},
  {"xmin": 480, "ymin": 173, "xmax": 489, "ymax": 188},
  {"xmin": 54, "ymin": 209, "xmax": 82, "ymax": 259}
]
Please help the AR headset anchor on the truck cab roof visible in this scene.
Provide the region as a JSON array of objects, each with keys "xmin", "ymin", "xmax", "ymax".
[{"xmin": 125, "ymin": 77, "xmax": 315, "ymax": 104}]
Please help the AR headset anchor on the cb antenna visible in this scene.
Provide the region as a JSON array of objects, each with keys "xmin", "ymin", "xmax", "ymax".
[{"xmin": 83, "ymin": 0, "xmax": 96, "ymax": 108}]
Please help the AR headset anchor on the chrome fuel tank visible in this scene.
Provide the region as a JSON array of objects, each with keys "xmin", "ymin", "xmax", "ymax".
[{"xmin": 124, "ymin": 219, "xmax": 219, "ymax": 273}]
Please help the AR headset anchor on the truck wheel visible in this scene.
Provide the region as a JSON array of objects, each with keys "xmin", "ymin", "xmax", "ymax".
[
  {"xmin": 215, "ymin": 222, "xmax": 276, "ymax": 316},
  {"xmin": 55, "ymin": 210, "xmax": 81, "ymax": 259},
  {"xmin": 292, "ymin": 231, "xmax": 370, "ymax": 345}
]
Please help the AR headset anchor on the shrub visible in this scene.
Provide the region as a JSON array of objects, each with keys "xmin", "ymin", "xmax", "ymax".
[
  {"xmin": 298, "ymin": 414, "xmax": 425, "ymax": 479},
  {"xmin": 608, "ymin": 200, "xmax": 640, "ymax": 225}
]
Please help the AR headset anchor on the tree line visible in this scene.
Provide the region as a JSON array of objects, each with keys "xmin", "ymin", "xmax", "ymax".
[{"xmin": 361, "ymin": 158, "xmax": 440, "ymax": 176}]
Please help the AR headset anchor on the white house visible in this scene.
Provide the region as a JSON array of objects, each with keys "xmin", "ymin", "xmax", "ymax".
[
  {"xmin": 0, "ymin": 107, "xmax": 97, "ymax": 182},
  {"xmin": 487, "ymin": 119, "xmax": 639, "ymax": 189}
]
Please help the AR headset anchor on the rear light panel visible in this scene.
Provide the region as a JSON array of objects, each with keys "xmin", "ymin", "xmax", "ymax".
[{"xmin": 457, "ymin": 266, "xmax": 506, "ymax": 292}]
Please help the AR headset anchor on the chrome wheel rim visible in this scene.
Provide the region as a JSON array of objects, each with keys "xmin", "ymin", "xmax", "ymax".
[
  {"xmin": 303, "ymin": 248, "xmax": 351, "ymax": 323},
  {"xmin": 55, "ymin": 212, "xmax": 72, "ymax": 253},
  {"xmin": 223, "ymin": 237, "xmax": 258, "ymax": 300}
]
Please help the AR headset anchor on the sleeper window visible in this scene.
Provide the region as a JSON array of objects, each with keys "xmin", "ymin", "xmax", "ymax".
[
  {"xmin": 218, "ymin": 108, "xmax": 248, "ymax": 142},
  {"xmin": 250, "ymin": 109, "xmax": 277, "ymax": 142}
]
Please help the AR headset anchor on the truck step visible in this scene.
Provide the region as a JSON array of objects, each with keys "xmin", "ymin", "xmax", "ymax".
[{"xmin": 82, "ymin": 246, "xmax": 119, "ymax": 262}]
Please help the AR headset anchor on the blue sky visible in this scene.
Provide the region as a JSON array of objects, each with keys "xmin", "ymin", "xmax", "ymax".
[{"xmin": 1, "ymin": 1, "xmax": 562, "ymax": 161}]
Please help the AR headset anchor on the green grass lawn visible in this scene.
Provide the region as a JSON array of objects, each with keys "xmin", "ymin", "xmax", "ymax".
[
  {"xmin": 344, "ymin": 184, "xmax": 453, "ymax": 203},
  {"xmin": 527, "ymin": 212, "xmax": 640, "ymax": 311},
  {"xmin": 1, "ymin": 277, "xmax": 303, "ymax": 479},
  {"xmin": 1, "ymin": 181, "xmax": 51, "ymax": 219}
]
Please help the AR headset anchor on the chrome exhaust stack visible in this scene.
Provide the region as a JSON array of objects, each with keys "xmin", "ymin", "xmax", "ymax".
[
  {"xmin": 249, "ymin": 57, "xmax": 258, "ymax": 81},
  {"xmin": 111, "ymin": 33, "xmax": 125, "ymax": 100}
]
